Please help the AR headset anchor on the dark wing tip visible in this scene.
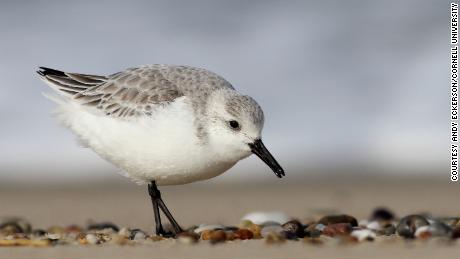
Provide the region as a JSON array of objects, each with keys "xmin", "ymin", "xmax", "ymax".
[{"xmin": 37, "ymin": 67, "xmax": 66, "ymax": 77}]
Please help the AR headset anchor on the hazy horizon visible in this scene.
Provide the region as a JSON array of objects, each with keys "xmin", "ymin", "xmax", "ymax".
[{"xmin": 0, "ymin": 0, "xmax": 450, "ymax": 182}]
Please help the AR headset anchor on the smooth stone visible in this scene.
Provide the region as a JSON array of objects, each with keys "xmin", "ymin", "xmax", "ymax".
[
  {"xmin": 304, "ymin": 224, "xmax": 324, "ymax": 238},
  {"xmin": 87, "ymin": 222, "xmax": 119, "ymax": 232},
  {"xmin": 370, "ymin": 207, "xmax": 395, "ymax": 221},
  {"xmin": 65, "ymin": 225, "xmax": 83, "ymax": 233},
  {"xmin": 194, "ymin": 224, "xmax": 225, "ymax": 234},
  {"xmin": 177, "ymin": 232, "xmax": 199, "ymax": 244},
  {"xmin": 45, "ymin": 233, "xmax": 61, "ymax": 240},
  {"xmin": 223, "ymin": 226, "xmax": 239, "ymax": 231},
  {"xmin": 358, "ymin": 219, "xmax": 369, "ymax": 227},
  {"xmin": 431, "ymin": 221, "xmax": 452, "ymax": 236},
  {"xmin": 318, "ymin": 215, "xmax": 358, "ymax": 227},
  {"xmin": 118, "ymin": 227, "xmax": 131, "ymax": 237},
  {"xmin": 31, "ymin": 229, "xmax": 47, "ymax": 238},
  {"xmin": 234, "ymin": 229, "xmax": 254, "ymax": 240},
  {"xmin": 322, "ymin": 223, "xmax": 352, "ymax": 237},
  {"xmin": 0, "ymin": 217, "xmax": 32, "ymax": 234},
  {"xmin": 208, "ymin": 230, "xmax": 227, "ymax": 244},
  {"xmin": 436, "ymin": 217, "xmax": 460, "ymax": 228},
  {"xmin": 130, "ymin": 229, "xmax": 147, "ymax": 240},
  {"xmin": 378, "ymin": 223, "xmax": 396, "ymax": 236},
  {"xmin": 315, "ymin": 223, "xmax": 326, "ymax": 231},
  {"xmin": 85, "ymin": 233, "xmax": 100, "ymax": 245},
  {"xmin": 414, "ymin": 226, "xmax": 431, "ymax": 239},
  {"xmin": 265, "ymin": 232, "xmax": 286, "ymax": 244},
  {"xmin": 414, "ymin": 221, "xmax": 452, "ymax": 237},
  {"xmin": 244, "ymin": 223, "xmax": 262, "ymax": 239},
  {"xmin": 47, "ymin": 226, "xmax": 65, "ymax": 235},
  {"xmin": 185, "ymin": 225, "xmax": 199, "ymax": 232},
  {"xmin": 451, "ymin": 226, "xmax": 460, "ymax": 239},
  {"xmin": 396, "ymin": 215, "xmax": 429, "ymax": 238},
  {"xmin": 241, "ymin": 212, "xmax": 290, "ymax": 225},
  {"xmin": 351, "ymin": 229, "xmax": 376, "ymax": 241},
  {"xmin": 261, "ymin": 221, "xmax": 283, "ymax": 227},
  {"xmin": 366, "ymin": 221, "xmax": 382, "ymax": 231},
  {"xmin": 111, "ymin": 234, "xmax": 129, "ymax": 245},
  {"xmin": 281, "ymin": 220, "xmax": 305, "ymax": 238},
  {"xmin": 261, "ymin": 225, "xmax": 284, "ymax": 238}
]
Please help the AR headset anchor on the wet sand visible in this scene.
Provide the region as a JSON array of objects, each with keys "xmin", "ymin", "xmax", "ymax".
[{"xmin": 0, "ymin": 175, "xmax": 459, "ymax": 258}]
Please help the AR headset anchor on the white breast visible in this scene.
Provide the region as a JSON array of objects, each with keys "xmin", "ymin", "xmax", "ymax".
[{"xmin": 52, "ymin": 96, "xmax": 236, "ymax": 185}]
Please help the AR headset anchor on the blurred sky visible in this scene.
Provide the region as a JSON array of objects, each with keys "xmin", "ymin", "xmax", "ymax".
[{"xmin": 0, "ymin": 0, "xmax": 450, "ymax": 182}]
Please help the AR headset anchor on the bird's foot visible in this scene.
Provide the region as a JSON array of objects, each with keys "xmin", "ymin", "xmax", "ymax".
[{"xmin": 156, "ymin": 229, "xmax": 177, "ymax": 238}]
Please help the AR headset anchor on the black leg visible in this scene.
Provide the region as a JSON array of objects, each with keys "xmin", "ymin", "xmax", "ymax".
[
  {"xmin": 157, "ymin": 198, "xmax": 183, "ymax": 233},
  {"xmin": 149, "ymin": 189, "xmax": 165, "ymax": 235},
  {"xmin": 147, "ymin": 181, "xmax": 183, "ymax": 236}
]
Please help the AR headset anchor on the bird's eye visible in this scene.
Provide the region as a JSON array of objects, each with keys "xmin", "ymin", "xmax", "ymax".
[{"xmin": 228, "ymin": 120, "xmax": 240, "ymax": 130}]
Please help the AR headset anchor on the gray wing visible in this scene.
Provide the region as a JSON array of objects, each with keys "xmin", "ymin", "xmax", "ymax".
[{"xmin": 38, "ymin": 65, "xmax": 234, "ymax": 118}]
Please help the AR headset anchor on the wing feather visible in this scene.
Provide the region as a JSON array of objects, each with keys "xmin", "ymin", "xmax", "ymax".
[{"xmin": 38, "ymin": 65, "xmax": 235, "ymax": 119}]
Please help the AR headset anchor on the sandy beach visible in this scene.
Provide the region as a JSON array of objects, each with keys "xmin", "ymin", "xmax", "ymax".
[{"xmin": 0, "ymin": 175, "xmax": 459, "ymax": 258}]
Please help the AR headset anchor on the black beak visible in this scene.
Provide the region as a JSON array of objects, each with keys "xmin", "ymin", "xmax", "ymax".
[{"xmin": 249, "ymin": 139, "xmax": 285, "ymax": 178}]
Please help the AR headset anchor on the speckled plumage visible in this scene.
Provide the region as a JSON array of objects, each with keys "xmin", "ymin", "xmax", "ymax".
[{"xmin": 39, "ymin": 65, "xmax": 234, "ymax": 117}]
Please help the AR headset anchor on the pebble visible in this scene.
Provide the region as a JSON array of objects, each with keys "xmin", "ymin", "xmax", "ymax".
[
  {"xmin": 118, "ymin": 227, "xmax": 131, "ymax": 238},
  {"xmin": 451, "ymin": 226, "xmax": 460, "ymax": 239},
  {"xmin": 318, "ymin": 214, "xmax": 358, "ymax": 227},
  {"xmin": 261, "ymin": 225, "xmax": 284, "ymax": 238},
  {"xmin": 2, "ymin": 209, "xmax": 460, "ymax": 246},
  {"xmin": 87, "ymin": 222, "xmax": 119, "ymax": 232},
  {"xmin": 85, "ymin": 233, "xmax": 100, "ymax": 245},
  {"xmin": 282, "ymin": 220, "xmax": 305, "ymax": 238},
  {"xmin": 46, "ymin": 233, "xmax": 61, "ymax": 240},
  {"xmin": 111, "ymin": 234, "xmax": 129, "ymax": 245},
  {"xmin": 208, "ymin": 230, "xmax": 227, "ymax": 244},
  {"xmin": 322, "ymin": 223, "xmax": 353, "ymax": 237},
  {"xmin": 200, "ymin": 230, "xmax": 212, "ymax": 240},
  {"xmin": 77, "ymin": 233, "xmax": 88, "ymax": 245},
  {"xmin": 427, "ymin": 221, "xmax": 452, "ymax": 237},
  {"xmin": 304, "ymin": 223, "xmax": 324, "ymax": 238},
  {"xmin": 194, "ymin": 224, "xmax": 225, "ymax": 234},
  {"xmin": 177, "ymin": 232, "xmax": 200, "ymax": 244},
  {"xmin": 234, "ymin": 229, "xmax": 254, "ymax": 240},
  {"xmin": 366, "ymin": 221, "xmax": 382, "ymax": 231},
  {"xmin": 223, "ymin": 226, "xmax": 239, "ymax": 231},
  {"xmin": 396, "ymin": 215, "xmax": 429, "ymax": 238},
  {"xmin": 414, "ymin": 226, "xmax": 431, "ymax": 239},
  {"xmin": 370, "ymin": 207, "xmax": 395, "ymax": 221},
  {"xmin": 414, "ymin": 222, "xmax": 451, "ymax": 238},
  {"xmin": 47, "ymin": 226, "xmax": 65, "ymax": 236},
  {"xmin": 65, "ymin": 225, "xmax": 83, "ymax": 233},
  {"xmin": 0, "ymin": 217, "xmax": 32, "ymax": 234},
  {"xmin": 31, "ymin": 229, "xmax": 47, "ymax": 238},
  {"xmin": 351, "ymin": 229, "xmax": 376, "ymax": 242},
  {"xmin": 265, "ymin": 231, "xmax": 286, "ymax": 244},
  {"xmin": 437, "ymin": 217, "xmax": 460, "ymax": 228},
  {"xmin": 130, "ymin": 229, "xmax": 147, "ymax": 240},
  {"xmin": 241, "ymin": 212, "xmax": 290, "ymax": 225},
  {"xmin": 377, "ymin": 223, "xmax": 396, "ymax": 236},
  {"xmin": 241, "ymin": 222, "xmax": 262, "ymax": 238}
]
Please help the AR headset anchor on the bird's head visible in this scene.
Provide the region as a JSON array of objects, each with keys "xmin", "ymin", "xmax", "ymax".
[{"xmin": 205, "ymin": 89, "xmax": 285, "ymax": 178}]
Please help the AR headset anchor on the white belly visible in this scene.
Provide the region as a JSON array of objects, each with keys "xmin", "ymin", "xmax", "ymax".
[{"xmin": 53, "ymin": 97, "xmax": 237, "ymax": 185}]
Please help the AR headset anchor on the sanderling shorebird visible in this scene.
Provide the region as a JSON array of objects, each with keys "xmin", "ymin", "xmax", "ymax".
[{"xmin": 37, "ymin": 64, "xmax": 284, "ymax": 236}]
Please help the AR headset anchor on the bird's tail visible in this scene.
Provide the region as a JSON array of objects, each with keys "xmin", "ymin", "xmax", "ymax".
[{"xmin": 37, "ymin": 67, "xmax": 107, "ymax": 97}]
